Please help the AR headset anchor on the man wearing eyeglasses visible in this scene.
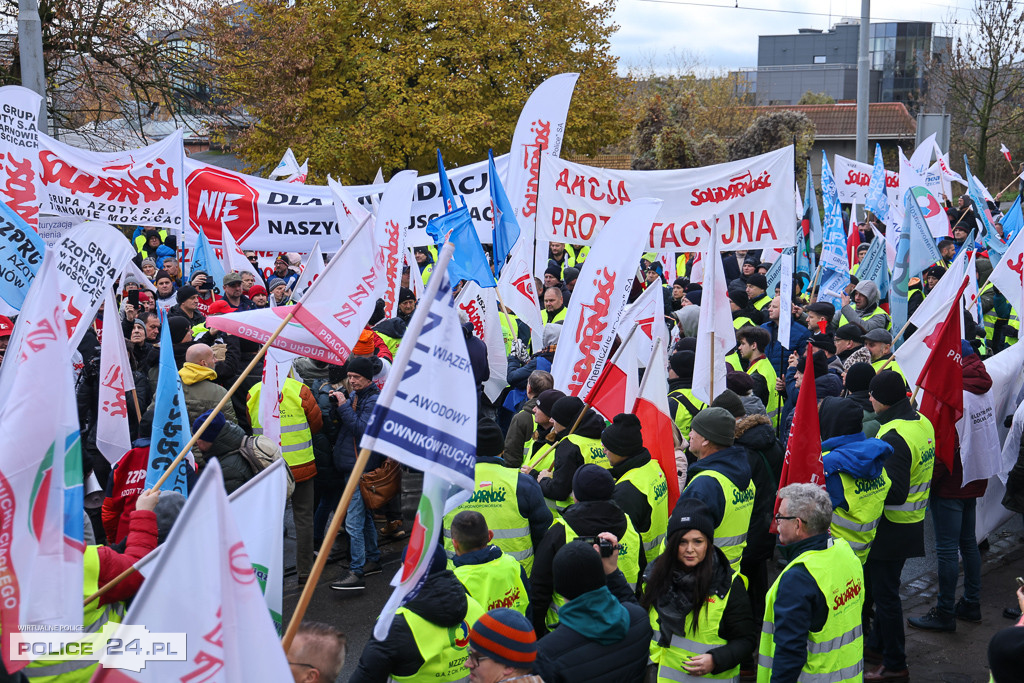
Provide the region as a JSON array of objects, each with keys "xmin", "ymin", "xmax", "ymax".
[
  {"xmin": 757, "ymin": 483, "xmax": 865, "ymax": 683},
  {"xmin": 287, "ymin": 621, "xmax": 347, "ymax": 683},
  {"xmin": 463, "ymin": 609, "xmax": 543, "ymax": 683}
]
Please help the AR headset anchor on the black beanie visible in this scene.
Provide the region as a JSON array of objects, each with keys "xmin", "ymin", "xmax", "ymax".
[
  {"xmin": 601, "ymin": 414, "xmax": 644, "ymax": 458},
  {"xmin": 476, "ymin": 418, "xmax": 504, "ymax": 458},
  {"xmin": 347, "ymin": 356, "xmax": 376, "ymax": 381},
  {"xmin": 728, "ymin": 290, "xmax": 749, "ymax": 308},
  {"xmin": 572, "ymin": 463, "xmax": 615, "ymax": 502},
  {"xmin": 726, "ymin": 370, "xmax": 755, "ymax": 396},
  {"xmin": 667, "ymin": 497, "xmax": 715, "ymax": 540},
  {"xmin": 398, "ymin": 287, "xmax": 415, "ymax": 303},
  {"xmin": 167, "ymin": 316, "xmax": 191, "ymax": 344},
  {"xmin": 810, "ymin": 333, "xmax": 836, "ymax": 356},
  {"xmin": 553, "ymin": 540, "xmax": 606, "ymax": 600},
  {"xmin": 711, "ymin": 389, "xmax": 746, "ymax": 418},
  {"xmin": 669, "ymin": 351, "xmax": 695, "ymax": 381},
  {"xmin": 844, "ymin": 362, "xmax": 876, "ymax": 393},
  {"xmin": 536, "ymin": 389, "xmax": 566, "ymax": 418},
  {"xmin": 811, "ymin": 349, "xmax": 829, "ymax": 379},
  {"xmin": 551, "ymin": 396, "xmax": 584, "ymax": 428},
  {"xmin": 746, "ymin": 273, "xmax": 768, "ymax": 290},
  {"xmin": 544, "ymin": 265, "xmax": 561, "ymax": 280},
  {"xmin": 869, "ymin": 370, "xmax": 909, "ymax": 406},
  {"xmin": 176, "ymin": 284, "xmax": 198, "ymax": 304}
]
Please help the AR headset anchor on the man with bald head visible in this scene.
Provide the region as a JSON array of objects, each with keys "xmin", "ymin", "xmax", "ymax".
[
  {"xmin": 179, "ymin": 343, "xmax": 236, "ymax": 425},
  {"xmin": 543, "ymin": 286, "xmax": 566, "ymax": 324}
]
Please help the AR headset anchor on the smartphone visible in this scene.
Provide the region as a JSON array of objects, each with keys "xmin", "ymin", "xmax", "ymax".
[
  {"xmin": 1016, "ymin": 576, "xmax": 1024, "ymax": 588},
  {"xmin": 128, "ymin": 290, "xmax": 140, "ymax": 307}
]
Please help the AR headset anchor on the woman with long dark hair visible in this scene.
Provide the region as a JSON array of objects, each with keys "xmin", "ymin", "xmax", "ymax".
[{"xmin": 640, "ymin": 498, "xmax": 756, "ymax": 681}]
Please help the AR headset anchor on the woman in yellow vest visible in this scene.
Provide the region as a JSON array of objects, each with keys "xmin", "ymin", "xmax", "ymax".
[
  {"xmin": 530, "ymin": 396, "xmax": 609, "ymax": 513},
  {"xmin": 641, "ymin": 498, "xmax": 756, "ymax": 681}
]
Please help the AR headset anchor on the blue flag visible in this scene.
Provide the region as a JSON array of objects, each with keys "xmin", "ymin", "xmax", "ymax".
[
  {"xmin": 865, "ymin": 143, "xmax": 889, "ymax": 224},
  {"xmin": 765, "ymin": 247, "xmax": 794, "ymax": 294},
  {"xmin": 0, "ymin": 201, "xmax": 45, "ymax": 311},
  {"xmin": 426, "ymin": 207, "xmax": 497, "ymax": 288},
  {"xmin": 803, "ymin": 159, "xmax": 822, "ymax": 248},
  {"xmin": 818, "ymin": 151, "xmax": 849, "ymax": 307},
  {"xmin": 145, "ymin": 311, "xmax": 193, "ymax": 496},
  {"xmin": 191, "ymin": 226, "xmax": 227, "ymax": 296},
  {"xmin": 488, "ymin": 150, "xmax": 520, "ymax": 279},
  {"xmin": 856, "ymin": 233, "xmax": 890, "ymax": 297},
  {"xmin": 437, "ymin": 149, "xmax": 458, "ymax": 213},
  {"xmin": 1002, "ymin": 195, "xmax": 1024, "ymax": 243},
  {"xmin": 964, "ymin": 156, "xmax": 996, "ymax": 238}
]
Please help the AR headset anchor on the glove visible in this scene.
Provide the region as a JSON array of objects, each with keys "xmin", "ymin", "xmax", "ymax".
[{"xmin": 511, "ymin": 338, "xmax": 530, "ymax": 363}]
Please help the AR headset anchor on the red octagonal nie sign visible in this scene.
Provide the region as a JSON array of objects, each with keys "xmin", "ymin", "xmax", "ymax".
[{"xmin": 185, "ymin": 166, "xmax": 260, "ymax": 245}]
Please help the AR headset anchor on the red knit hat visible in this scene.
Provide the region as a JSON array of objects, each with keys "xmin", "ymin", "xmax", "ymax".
[
  {"xmin": 469, "ymin": 609, "xmax": 537, "ymax": 667},
  {"xmin": 247, "ymin": 284, "xmax": 267, "ymax": 297}
]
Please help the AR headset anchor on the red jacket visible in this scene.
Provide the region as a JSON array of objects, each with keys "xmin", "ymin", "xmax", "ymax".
[
  {"xmin": 101, "ymin": 447, "xmax": 150, "ymax": 543},
  {"xmin": 933, "ymin": 353, "xmax": 990, "ymax": 499},
  {"xmin": 96, "ymin": 509, "xmax": 158, "ymax": 606}
]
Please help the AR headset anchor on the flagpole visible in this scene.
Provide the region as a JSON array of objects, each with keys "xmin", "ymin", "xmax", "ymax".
[
  {"xmin": 523, "ymin": 324, "xmax": 640, "ymax": 472},
  {"xmin": 131, "ymin": 389, "xmax": 142, "ymax": 423},
  {"xmin": 634, "ymin": 336, "xmax": 663, "ymax": 413},
  {"xmin": 709, "ymin": 331, "xmax": 715, "ymax": 400},
  {"xmin": 150, "ymin": 214, "xmax": 373, "ymax": 493},
  {"xmin": 494, "ymin": 290, "xmax": 522, "ymax": 353}
]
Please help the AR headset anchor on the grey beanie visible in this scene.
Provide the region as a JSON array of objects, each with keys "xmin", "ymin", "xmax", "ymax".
[{"xmin": 690, "ymin": 407, "xmax": 736, "ymax": 447}]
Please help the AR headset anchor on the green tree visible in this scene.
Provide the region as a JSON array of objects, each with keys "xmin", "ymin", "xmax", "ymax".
[
  {"xmin": 729, "ymin": 111, "xmax": 815, "ymax": 185},
  {"xmin": 210, "ymin": 0, "xmax": 627, "ymax": 183},
  {"xmin": 797, "ymin": 91, "xmax": 835, "ymax": 105}
]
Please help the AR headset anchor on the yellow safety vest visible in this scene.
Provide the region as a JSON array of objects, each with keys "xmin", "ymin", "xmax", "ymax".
[
  {"xmin": 733, "ymin": 316, "xmax": 755, "ymax": 331},
  {"xmin": 751, "ymin": 294, "xmax": 771, "ymax": 312},
  {"xmin": 543, "ymin": 307, "xmax": 567, "ymax": 325},
  {"xmin": 442, "ymin": 462, "xmax": 536, "ymax": 573},
  {"xmin": 541, "ymin": 433, "xmax": 610, "ymax": 513},
  {"xmin": 827, "ymin": 458, "xmax": 891, "ymax": 564},
  {"xmin": 617, "ymin": 460, "xmax": 669, "ymax": 565},
  {"xmin": 546, "ymin": 516, "xmax": 641, "ymax": 629},
  {"xmin": 871, "ymin": 357, "xmax": 907, "ymax": 383},
  {"xmin": 247, "ymin": 378, "xmax": 314, "ymax": 468},
  {"xmin": 840, "ymin": 305, "xmax": 891, "ymax": 331},
  {"xmin": 391, "ymin": 597, "xmax": 485, "ymax": 682},
  {"xmin": 453, "ymin": 552, "xmax": 529, "ymax": 616},
  {"xmin": 878, "ymin": 415, "xmax": 935, "ymax": 524},
  {"xmin": 669, "ymin": 388, "xmax": 705, "ymax": 438},
  {"xmin": 685, "ymin": 469, "xmax": 755, "ymax": 573},
  {"xmin": 499, "ymin": 312, "xmax": 522, "ymax": 356},
  {"xmin": 23, "ymin": 546, "xmax": 125, "ymax": 682},
  {"xmin": 746, "ymin": 356, "xmax": 780, "ymax": 429},
  {"xmin": 757, "ymin": 539, "xmax": 865, "ymax": 683}
]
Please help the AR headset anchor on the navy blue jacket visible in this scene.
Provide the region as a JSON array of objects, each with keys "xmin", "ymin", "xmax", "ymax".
[
  {"xmin": 330, "ymin": 383, "xmax": 382, "ymax": 473},
  {"xmin": 821, "ymin": 433, "xmax": 892, "ymax": 512},
  {"xmin": 674, "ymin": 444, "xmax": 753, "ymax": 527},
  {"xmin": 761, "ymin": 319, "xmax": 812, "ymax": 370}
]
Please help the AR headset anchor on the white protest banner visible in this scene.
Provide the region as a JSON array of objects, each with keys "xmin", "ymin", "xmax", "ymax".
[
  {"xmin": 956, "ymin": 389, "xmax": 1003, "ymax": 485},
  {"xmin": 96, "ymin": 289, "xmax": 135, "ymax": 464},
  {"xmin": 0, "ymin": 85, "xmax": 43, "ymax": 227},
  {"xmin": 692, "ymin": 220, "xmax": 734, "ymax": 404},
  {"xmin": 37, "ymin": 130, "xmax": 183, "ymax": 229},
  {"xmin": 36, "ymin": 215, "xmax": 80, "ymax": 247},
  {"xmin": 120, "ymin": 258, "xmax": 157, "ymax": 293},
  {"xmin": 0, "ymin": 202, "xmax": 45, "ymax": 312},
  {"xmin": 270, "ymin": 148, "xmax": 301, "ymax": 178},
  {"xmin": 550, "ymin": 199, "xmax": 662, "ymax": 396},
  {"xmin": 455, "ymin": 280, "xmax": 508, "ymax": 402},
  {"xmin": 372, "ymin": 171, "xmax": 417, "ymax": 318},
  {"xmin": 537, "ymin": 147, "xmax": 795, "ymax": 252},
  {"xmin": 208, "ymin": 306, "xmax": 343, "ymax": 363},
  {"xmin": 55, "ymin": 221, "xmax": 135, "ymax": 348},
  {"xmin": 496, "ymin": 236, "xmax": 544, "ymax": 335},
  {"xmin": 94, "ymin": 460, "xmax": 292, "ymax": 681},
  {"xmin": 834, "ymin": 154, "xmax": 899, "ymax": 205}
]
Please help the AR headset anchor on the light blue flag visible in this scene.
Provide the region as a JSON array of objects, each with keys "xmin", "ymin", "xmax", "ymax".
[
  {"xmin": 191, "ymin": 226, "xmax": 227, "ymax": 297},
  {"xmin": 426, "ymin": 207, "xmax": 497, "ymax": 288},
  {"xmin": 144, "ymin": 311, "xmax": 193, "ymax": 496},
  {"xmin": 0, "ymin": 201, "xmax": 45, "ymax": 310},
  {"xmin": 804, "ymin": 159, "xmax": 822, "ymax": 247},
  {"xmin": 964, "ymin": 156, "xmax": 996, "ymax": 238},
  {"xmin": 856, "ymin": 234, "xmax": 890, "ymax": 297},
  {"xmin": 765, "ymin": 247, "xmax": 795, "ymax": 294},
  {"xmin": 818, "ymin": 151, "xmax": 849, "ymax": 307},
  {"xmin": 906, "ymin": 190, "xmax": 944, "ymax": 277},
  {"xmin": 1002, "ymin": 195, "xmax": 1023, "ymax": 243},
  {"xmin": 865, "ymin": 143, "xmax": 889, "ymax": 224},
  {"xmin": 488, "ymin": 149, "xmax": 520, "ymax": 278},
  {"xmin": 437, "ymin": 149, "xmax": 458, "ymax": 213}
]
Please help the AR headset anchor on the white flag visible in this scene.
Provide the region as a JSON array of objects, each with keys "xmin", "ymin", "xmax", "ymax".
[
  {"xmin": 0, "ymin": 250, "xmax": 83, "ymax": 674},
  {"xmin": 779, "ymin": 248, "xmax": 794, "ymax": 350},
  {"xmin": 286, "ymin": 158, "xmax": 309, "ymax": 184},
  {"xmin": 291, "ymin": 242, "xmax": 325, "ymax": 300},
  {"xmin": 616, "ymin": 282, "xmax": 669, "ymax": 368},
  {"xmin": 219, "ymin": 221, "xmax": 263, "ymax": 284},
  {"xmin": 692, "ymin": 219, "xmax": 734, "ymax": 404},
  {"xmin": 988, "ymin": 226, "xmax": 1024, "ymax": 319},
  {"xmin": 455, "ymin": 280, "xmax": 509, "ymax": 402},
  {"xmin": 258, "ymin": 347, "xmax": 295, "ymax": 451},
  {"xmin": 96, "ymin": 289, "xmax": 135, "ymax": 464},
  {"xmin": 270, "ymin": 148, "xmax": 300, "ymax": 178},
  {"xmin": 497, "ymin": 235, "xmax": 544, "ymax": 336},
  {"xmin": 361, "ymin": 244, "xmax": 478, "ymax": 492},
  {"xmin": 406, "ymin": 247, "xmax": 426, "ymax": 300},
  {"xmin": 120, "ymin": 259, "xmax": 157, "ymax": 294},
  {"xmin": 94, "ymin": 460, "xmax": 292, "ymax": 681},
  {"xmin": 329, "ymin": 176, "xmax": 372, "ymax": 241},
  {"xmin": 374, "ymin": 170, "xmax": 418, "ymax": 318},
  {"xmin": 549, "ymin": 199, "xmax": 662, "ymax": 397},
  {"xmin": 56, "ymin": 221, "xmax": 135, "ymax": 349}
]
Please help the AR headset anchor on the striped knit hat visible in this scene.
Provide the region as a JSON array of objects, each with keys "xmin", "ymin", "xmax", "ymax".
[{"xmin": 468, "ymin": 609, "xmax": 536, "ymax": 668}]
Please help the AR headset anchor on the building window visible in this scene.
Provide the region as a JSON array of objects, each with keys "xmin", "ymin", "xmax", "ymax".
[{"xmin": 814, "ymin": 55, "xmax": 826, "ymax": 63}]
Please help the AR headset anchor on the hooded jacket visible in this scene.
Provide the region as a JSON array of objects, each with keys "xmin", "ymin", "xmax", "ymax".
[
  {"xmin": 530, "ymin": 499, "xmax": 631, "ymax": 635},
  {"xmin": 837, "ymin": 280, "xmax": 890, "ymax": 333},
  {"xmin": 350, "ymin": 570, "xmax": 478, "ymax": 682},
  {"xmin": 734, "ymin": 414, "xmax": 780, "ymax": 561},
  {"xmin": 675, "ymin": 444, "xmax": 753, "ymax": 529},
  {"xmin": 179, "ymin": 362, "xmax": 236, "ymax": 427},
  {"xmin": 819, "ymin": 396, "xmax": 894, "ymax": 512},
  {"xmin": 202, "ymin": 422, "xmax": 256, "ymax": 493},
  {"xmin": 538, "ymin": 409, "xmax": 607, "ymax": 503}
]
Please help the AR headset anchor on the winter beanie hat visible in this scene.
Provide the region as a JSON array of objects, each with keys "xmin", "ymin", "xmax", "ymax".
[
  {"xmin": 572, "ymin": 464, "xmax": 615, "ymax": 502},
  {"xmin": 553, "ymin": 540, "xmax": 606, "ymax": 600},
  {"xmin": 550, "ymin": 396, "xmax": 585, "ymax": 428},
  {"xmin": 469, "ymin": 609, "xmax": 537, "ymax": 668},
  {"xmin": 869, "ymin": 370, "xmax": 909, "ymax": 406},
  {"xmin": 601, "ymin": 414, "xmax": 644, "ymax": 458},
  {"xmin": 667, "ymin": 497, "xmax": 715, "ymax": 540},
  {"xmin": 476, "ymin": 419, "xmax": 505, "ymax": 459},
  {"xmin": 690, "ymin": 407, "xmax": 736, "ymax": 447},
  {"xmin": 535, "ymin": 389, "xmax": 566, "ymax": 418}
]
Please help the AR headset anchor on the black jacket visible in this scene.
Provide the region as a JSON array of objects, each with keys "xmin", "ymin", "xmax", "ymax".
[
  {"xmin": 734, "ymin": 414, "xmax": 780, "ymax": 562},
  {"xmin": 530, "ymin": 499, "xmax": 630, "ymax": 635},
  {"xmin": 350, "ymin": 570, "xmax": 475, "ymax": 682},
  {"xmin": 534, "ymin": 571, "xmax": 651, "ymax": 683},
  {"xmin": 872, "ymin": 398, "xmax": 926, "ymax": 560},
  {"xmin": 538, "ymin": 409, "xmax": 606, "ymax": 502},
  {"xmin": 609, "ymin": 449, "xmax": 656, "ymax": 536}
]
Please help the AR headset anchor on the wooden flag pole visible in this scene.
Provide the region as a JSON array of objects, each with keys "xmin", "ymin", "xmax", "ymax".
[
  {"xmin": 83, "ymin": 564, "xmax": 137, "ymax": 607},
  {"xmin": 280, "ymin": 447, "xmax": 373, "ymax": 651},
  {"xmin": 131, "ymin": 389, "xmax": 142, "ymax": 423}
]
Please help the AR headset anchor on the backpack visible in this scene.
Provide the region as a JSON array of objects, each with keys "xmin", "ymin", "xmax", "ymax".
[{"xmin": 238, "ymin": 435, "xmax": 295, "ymax": 498}]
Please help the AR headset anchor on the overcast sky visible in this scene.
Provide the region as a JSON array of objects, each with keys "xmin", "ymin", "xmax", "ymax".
[{"xmin": 608, "ymin": 0, "xmax": 977, "ymax": 74}]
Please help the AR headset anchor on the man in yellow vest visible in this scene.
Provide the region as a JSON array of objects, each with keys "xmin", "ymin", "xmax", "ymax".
[
  {"xmin": 863, "ymin": 329, "xmax": 907, "ymax": 381},
  {"xmin": 602, "ymin": 413, "xmax": 669, "ymax": 570},
  {"xmin": 819, "ymin": 397, "xmax": 893, "ymax": 563},
  {"xmin": 443, "ymin": 419, "xmax": 551, "ymax": 575},
  {"xmin": 737, "ymin": 326, "xmax": 781, "ymax": 429},
  {"xmin": 349, "ymin": 544, "xmax": 485, "ymax": 681},
  {"xmin": 862, "ymin": 370, "xmax": 935, "ymax": 682},
  {"xmin": 757, "ymin": 483, "xmax": 864, "ymax": 683},
  {"xmin": 836, "ymin": 280, "xmax": 891, "ymax": 332},
  {"xmin": 673, "ymin": 407, "xmax": 756, "ymax": 573},
  {"xmin": 530, "ymin": 396, "xmax": 608, "ymax": 513},
  {"xmin": 450, "ymin": 510, "xmax": 531, "ymax": 618},
  {"xmin": 745, "ymin": 273, "xmax": 772, "ymax": 315},
  {"xmin": 247, "ymin": 373, "xmax": 321, "ymax": 585},
  {"xmin": 667, "ymin": 351, "xmax": 705, "ymax": 438},
  {"xmin": 542, "ymin": 286, "xmax": 567, "ymax": 324}
]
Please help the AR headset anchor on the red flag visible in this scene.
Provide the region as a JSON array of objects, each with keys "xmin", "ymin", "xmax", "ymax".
[
  {"xmin": 584, "ymin": 328, "xmax": 639, "ymax": 421},
  {"xmin": 771, "ymin": 342, "xmax": 825, "ymax": 532},
  {"xmin": 916, "ymin": 276, "xmax": 969, "ymax": 472},
  {"xmin": 634, "ymin": 339, "xmax": 680, "ymax": 509},
  {"xmin": 846, "ymin": 216, "xmax": 861, "ymax": 267}
]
